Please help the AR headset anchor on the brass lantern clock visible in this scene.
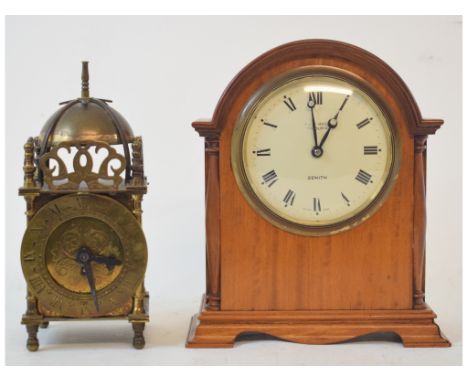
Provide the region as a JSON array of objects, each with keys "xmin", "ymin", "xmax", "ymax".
[
  {"xmin": 19, "ymin": 62, "xmax": 149, "ymax": 350},
  {"xmin": 187, "ymin": 40, "xmax": 450, "ymax": 348}
]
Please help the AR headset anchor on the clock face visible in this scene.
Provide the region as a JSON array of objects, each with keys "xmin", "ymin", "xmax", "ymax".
[
  {"xmin": 21, "ymin": 194, "xmax": 147, "ymax": 317},
  {"xmin": 232, "ymin": 69, "xmax": 399, "ymax": 235},
  {"xmin": 45, "ymin": 217, "xmax": 124, "ymax": 293}
]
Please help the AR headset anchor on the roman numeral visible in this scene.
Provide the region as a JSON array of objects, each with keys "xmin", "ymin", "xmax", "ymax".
[
  {"xmin": 355, "ymin": 169, "xmax": 372, "ymax": 185},
  {"xmin": 356, "ymin": 117, "xmax": 373, "ymax": 129},
  {"xmin": 261, "ymin": 119, "xmax": 278, "ymax": 128},
  {"xmin": 75, "ymin": 195, "xmax": 89, "ymax": 209},
  {"xmin": 48, "ymin": 204, "xmax": 63, "ymax": 221},
  {"xmin": 29, "ymin": 277, "xmax": 46, "ymax": 294},
  {"xmin": 29, "ymin": 226, "xmax": 46, "ymax": 232},
  {"xmin": 80, "ymin": 301, "xmax": 92, "ymax": 315},
  {"xmin": 108, "ymin": 297, "xmax": 118, "ymax": 306},
  {"xmin": 261, "ymin": 170, "xmax": 278, "ymax": 187},
  {"xmin": 283, "ymin": 96, "xmax": 296, "ymax": 111},
  {"xmin": 253, "ymin": 148, "xmax": 271, "ymax": 156},
  {"xmin": 364, "ymin": 146, "xmax": 379, "ymax": 155},
  {"xmin": 23, "ymin": 250, "xmax": 36, "ymax": 262},
  {"xmin": 313, "ymin": 197, "xmax": 321, "ymax": 213},
  {"xmin": 341, "ymin": 192, "xmax": 350, "ymax": 206},
  {"xmin": 49, "ymin": 295, "xmax": 63, "ymax": 309},
  {"xmin": 311, "ymin": 92, "xmax": 323, "ymax": 105},
  {"xmin": 283, "ymin": 189, "xmax": 296, "ymax": 207}
]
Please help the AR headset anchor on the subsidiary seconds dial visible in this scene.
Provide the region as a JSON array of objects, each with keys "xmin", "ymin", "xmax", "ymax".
[{"xmin": 232, "ymin": 69, "xmax": 399, "ymax": 235}]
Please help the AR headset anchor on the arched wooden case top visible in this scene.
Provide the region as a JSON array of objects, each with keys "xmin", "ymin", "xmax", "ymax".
[{"xmin": 188, "ymin": 40, "xmax": 450, "ymax": 348}]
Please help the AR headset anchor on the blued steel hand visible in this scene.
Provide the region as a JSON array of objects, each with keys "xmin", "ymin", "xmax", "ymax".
[
  {"xmin": 318, "ymin": 95, "xmax": 350, "ymax": 150},
  {"xmin": 83, "ymin": 260, "xmax": 99, "ymax": 312},
  {"xmin": 75, "ymin": 247, "xmax": 99, "ymax": 312},
  {"xmin": 92, "ymin": 254, "xmax": 122, "ymax": 271},
  {"xmin": 75, "ymin": 246, "xmax": 122, "ymax": 312}
]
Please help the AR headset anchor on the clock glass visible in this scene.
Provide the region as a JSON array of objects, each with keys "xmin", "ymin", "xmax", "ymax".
[{"xmin": 232, "ymin": 69, "xmax": 399, "ymax": 235}]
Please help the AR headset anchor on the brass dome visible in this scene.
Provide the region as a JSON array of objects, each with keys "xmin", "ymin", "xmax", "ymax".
[
  {"xmin": 39, "ymin": 100, "xmax": 134, "ymax": 146},
  {"xmin": 38, "ymin": 62, "xmax": 134, "ymax": 151}
]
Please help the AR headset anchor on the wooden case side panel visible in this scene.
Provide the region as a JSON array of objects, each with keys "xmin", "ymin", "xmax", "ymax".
[{"xmin": 219, "ymin": 57, "xmax": 414, "ymax": 311}]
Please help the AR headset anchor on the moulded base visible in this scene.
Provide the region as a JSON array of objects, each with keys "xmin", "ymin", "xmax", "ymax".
[{"xmin": 186, "ymin": 296, "xmax": 450, "ymax": 348}]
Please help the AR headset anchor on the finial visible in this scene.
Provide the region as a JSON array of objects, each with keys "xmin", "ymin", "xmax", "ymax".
[{"xmin": 81, "ymin": 61, "xmax": 89, "ymax": 98}]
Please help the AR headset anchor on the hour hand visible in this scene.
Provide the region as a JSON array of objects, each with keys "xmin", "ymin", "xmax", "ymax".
[
  {"xmin": 318, "ymin": 95, "xmax": 349, "ymax": 149},
  {"xmin": 91, "ymin": 254, "xmax": 122, "ymax": 271}
]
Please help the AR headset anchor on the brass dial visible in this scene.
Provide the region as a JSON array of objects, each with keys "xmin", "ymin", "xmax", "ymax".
[
  {"xmin": 21, "ymin": 193, "xmax": 147, "ymax": 317},
  {"xmin": 46, "ymin": 217, "xmax": 124, "ymax": 293}
]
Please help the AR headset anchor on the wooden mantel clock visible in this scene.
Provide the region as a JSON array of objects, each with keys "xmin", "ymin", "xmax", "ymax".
[
  {"xmin": 187, "ymin": 40, "xmax": 450, "ymax": 348},
  {"xmin": 19, "ymin": 62, "xmax": 149, "ymax": 350}
]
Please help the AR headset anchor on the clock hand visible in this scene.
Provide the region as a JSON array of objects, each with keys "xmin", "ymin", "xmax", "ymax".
[
  {"xmin": 307, "ymin": 93, "xmax": 319, "ymax": 148},
  {"xmin": 91, "ymin": 253, "xmax": 122, "ymax": 271},
  {"xmin": 318, "ymin": 95, "xmax": 350, "ymax": 149},
  {"xmin": 308, "ymin": 93, "xmax": 325, "ymax": 158},
  {"xmin": 83, "ymin": 260, "xmax": 99, "ymax": 312},
  {"xmin": 75, "ymin": 247, "xmax": 99, "ymax": 312},
  {"xmin": 318, "ymin": 118, "xmax": 336, "ymax": 149}
]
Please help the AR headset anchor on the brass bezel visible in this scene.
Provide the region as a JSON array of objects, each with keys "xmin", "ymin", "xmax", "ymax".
[{"xmin": 231, "ymin": 66, "xmax": 401, "ymax": 236}]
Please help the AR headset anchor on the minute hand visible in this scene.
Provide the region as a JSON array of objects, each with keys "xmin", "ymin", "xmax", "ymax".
[
  {"xmin": 83, "ymin": 261, "xmax": 99, "ymax": 312},
  {"xmin": 318, "ymin": 95, "xmax": 349, "ymax": 149},
  {"xmin": 307, "ymin": 93, "xmax": 319, "ymax": 147}
]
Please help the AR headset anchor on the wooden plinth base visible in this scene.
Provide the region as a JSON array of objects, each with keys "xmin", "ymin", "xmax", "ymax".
[{"xmin": 186, "ymin": 298, "xmax": 450, "ymax": 348}]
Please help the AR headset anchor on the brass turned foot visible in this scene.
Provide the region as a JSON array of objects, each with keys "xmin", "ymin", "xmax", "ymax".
[
  {"xmin": 26, "ymin": 324, "xmax": 39, "ymax": 351},
  {"xmin": 40, "ymin": 321, "xmax": 49, "ymax": 329},
  {"xmin": 132, "ymin": 322, "xmax": 145, "ymax": 349}
]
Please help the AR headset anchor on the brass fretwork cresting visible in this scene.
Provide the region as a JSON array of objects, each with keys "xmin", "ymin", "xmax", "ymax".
[{"xmin": 39, "ymin": 140, "xmax": 126, "ymax": 191}]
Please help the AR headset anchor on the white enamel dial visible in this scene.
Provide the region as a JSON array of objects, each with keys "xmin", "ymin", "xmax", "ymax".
[{"xmin": 234, "ymin": 73, "xmax": 396, "ymax": 232}]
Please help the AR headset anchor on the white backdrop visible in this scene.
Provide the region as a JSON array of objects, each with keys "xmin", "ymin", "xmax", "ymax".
[{"xmin": 5, "ymin": 15, "xmax": 462, "ymax": 365}]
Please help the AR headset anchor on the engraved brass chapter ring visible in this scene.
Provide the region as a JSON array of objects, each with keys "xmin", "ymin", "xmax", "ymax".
[{"xmin": 21, "ymin": 194, "xmax": 147, "ymax": 317}]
